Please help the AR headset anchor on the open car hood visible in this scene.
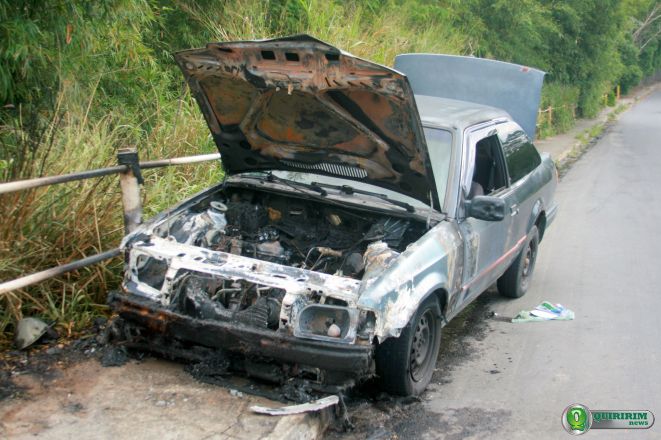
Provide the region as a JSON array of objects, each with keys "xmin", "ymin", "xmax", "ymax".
[{"xmin": 175, "ymin": 35, "xmax": 437, "ymax": 206}]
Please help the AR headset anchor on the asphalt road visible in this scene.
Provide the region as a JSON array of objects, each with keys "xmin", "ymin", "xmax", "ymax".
[{"xmin": 406, "ymin": 88, "xmax": 661, "ymax": 439}]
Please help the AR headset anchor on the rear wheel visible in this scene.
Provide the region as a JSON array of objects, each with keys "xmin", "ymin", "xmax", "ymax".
[
  {"xmin": 375, "ymin": 295, "xmax": 442, "ymax": 396},
  {"xmin": 498, "ymin": 226, "xmax": 539, "ymax": 298}
]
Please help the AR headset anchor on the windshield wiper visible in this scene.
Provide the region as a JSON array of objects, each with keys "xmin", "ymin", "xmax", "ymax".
[
  {"xmin": 311, "ymin": 181, "xmax": 415, "ymax": 213},
  {"xmin": 248, "ymin": 172, "xmax": 415, "ymax": 213},
  {"xmin": 255, "ymin": 171, "xmax": 328, "ymax": 196}
]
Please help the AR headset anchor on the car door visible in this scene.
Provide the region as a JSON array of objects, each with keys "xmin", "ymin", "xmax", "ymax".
[
  {"xmin": 496, "ymin": 120, "xmax": 543, "ymax": 254},
  {"xmin": 456, "ymin": 124, "xmax": 514, "ymax": 306}
]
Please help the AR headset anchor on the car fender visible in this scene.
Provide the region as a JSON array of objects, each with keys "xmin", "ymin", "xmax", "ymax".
[{"xmin": 357, "ymin": 221, "xmax": 462, "ymax": 341}]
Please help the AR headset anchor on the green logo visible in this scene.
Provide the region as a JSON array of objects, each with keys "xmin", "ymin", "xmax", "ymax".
[
  {"xmin": 563, "ymin": 404, "xmax": 655, "ymax": 434},
  {"xmin": 567, "ymin": 407, "xmax": 588, "ymax": 431},
  {"xmin": 562, "ymin": 404, "xmax": 592, "ymax": 435}
]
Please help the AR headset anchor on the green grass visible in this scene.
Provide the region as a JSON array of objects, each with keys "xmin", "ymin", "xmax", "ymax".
[
  {"xmin": 607, "ymin": 103, "xmax": 630, "ymax": 122},
  {"xmin": 0, "ymin": 86, "xmax": 220, "ymax": 342}
]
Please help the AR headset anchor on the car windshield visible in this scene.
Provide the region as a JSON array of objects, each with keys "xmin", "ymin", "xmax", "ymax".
[
  {"xmin": 241, "ymin": 127, "xmax": 453, "ymax": 211},
  {"xmin": 422, "ymin": 127, "xmax": 453, "ymax": 209}
]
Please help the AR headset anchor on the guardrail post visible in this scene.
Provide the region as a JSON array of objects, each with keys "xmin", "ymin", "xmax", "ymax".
[{"xmin": 117, "ymin": 148, "xmax": 143, "ymax": 234}]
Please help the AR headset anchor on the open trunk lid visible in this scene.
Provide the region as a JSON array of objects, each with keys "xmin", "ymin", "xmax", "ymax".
[{"xmin": 394, "ymin": 54, "xmax": 545, "ymax": 140}]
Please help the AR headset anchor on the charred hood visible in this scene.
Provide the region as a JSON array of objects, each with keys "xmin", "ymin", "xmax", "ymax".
[{"xmin": 175, "ymin": 34, "xmax": 437, "ymax": 206}]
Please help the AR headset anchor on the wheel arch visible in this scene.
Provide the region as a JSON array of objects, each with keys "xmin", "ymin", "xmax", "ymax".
[
  {"xmin": 530, "ymin": 198, "xmax": 547, "ymax": 241},
  {"xmin": 373, "ymin": 279, "xmax": 451, "ymax": 342},
  {"xmin": 427, "ymin": 288, "xmax": 449, "ymax": 322},
  {"xmin": 536, "ymin": 210, "xmax": 547, "ymax": 241}
]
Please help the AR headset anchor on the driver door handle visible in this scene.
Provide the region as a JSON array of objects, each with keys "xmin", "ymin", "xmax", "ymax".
[{"xmin": 510, "ymin": 204, "xmax": 519, "ymax": 216}]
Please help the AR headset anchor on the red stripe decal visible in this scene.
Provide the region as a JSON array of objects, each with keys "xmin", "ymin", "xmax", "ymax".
[{"xmin": 462, "ymin": 235, "xmax": 527, "ymax": 292}]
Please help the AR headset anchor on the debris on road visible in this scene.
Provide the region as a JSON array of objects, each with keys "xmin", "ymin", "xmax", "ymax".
[
  {"xmin": 488, "ymin": 311, "xmax": 514, "ymax": 322},
  {"xmin": 251, "ymin": 395, "xmax": 339, "ymax": 416},
  {"xmin": 512, "ymin": 301, "xmax": 574, "ymax": 323},
  {"xmin": 229, "ymin": 389, "xmax": 244, "ymax": 398},
  {"xmin": 100, "ymin": 345, "xmax": 129, "ymax": 367},
  {"xmin": 14, "ymin": 317, "xmax": 50, "ymax": 350}
]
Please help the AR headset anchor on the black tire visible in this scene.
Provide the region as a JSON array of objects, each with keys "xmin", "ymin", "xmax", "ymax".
[
  {"xmin": 498, "ymin": 226, "xmax": 539, "ymax": 298},
  {"xmin": 375, "ymin": 295, "xmax": 442, "ymax": 396}
]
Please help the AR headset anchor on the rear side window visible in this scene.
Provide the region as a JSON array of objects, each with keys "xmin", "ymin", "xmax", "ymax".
[{"xmin": 498, "ymin": 122, "xmax": 541, "ymax": 183}]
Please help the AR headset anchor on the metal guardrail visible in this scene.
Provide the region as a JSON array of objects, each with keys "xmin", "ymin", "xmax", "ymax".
[
  {"xmin": 0, "ymin": 150, "xmax": 221, "ymax": 294},
  {"xmin": 0, "ymin": 152, "xmax": 220, "ymax": 195},
  {"xmin": 0, "ymin": 249, "xmax": 122, "ymax": 295}
]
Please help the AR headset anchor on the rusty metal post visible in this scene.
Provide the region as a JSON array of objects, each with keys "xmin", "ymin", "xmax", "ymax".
[{"xmin": 117, "ymin": 148, "xmax": 143, "ymax": 234}]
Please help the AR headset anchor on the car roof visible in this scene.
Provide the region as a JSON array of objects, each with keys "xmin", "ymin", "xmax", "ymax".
[{"xmin": 415, "ymin": 94, "xmax": 509, "ymax": 132}]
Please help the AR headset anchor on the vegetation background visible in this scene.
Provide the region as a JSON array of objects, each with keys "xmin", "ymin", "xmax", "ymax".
[{"xmin": 1, "ymin": 0, "xmax": 660, "ymax": 342}]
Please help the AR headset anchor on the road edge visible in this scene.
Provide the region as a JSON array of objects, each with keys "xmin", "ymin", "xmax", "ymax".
[{"xmin": 553, "ymin": 82, "xmax": 659, "ymax": 177}]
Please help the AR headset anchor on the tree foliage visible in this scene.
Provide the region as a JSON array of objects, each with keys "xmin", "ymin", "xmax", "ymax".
[
  {"xmin": 444, "ymin": 0, "xmax": 660, "ymax": 116},
  {"xmin": 1, "ymin": 0, "xmax": 659, "ymax": 121}
]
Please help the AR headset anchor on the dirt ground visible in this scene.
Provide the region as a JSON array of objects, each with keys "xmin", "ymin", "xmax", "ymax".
[
  {"xmin": 0, "ymin": 352, "xmax": 325, "ymax": 440},
  {"xmin": 0, "ymin": 284, "xmax": 487, "ymax": 440},
  {"xmin": 0, "ymin": 287, "xmax": 498, "ymax": 440}
]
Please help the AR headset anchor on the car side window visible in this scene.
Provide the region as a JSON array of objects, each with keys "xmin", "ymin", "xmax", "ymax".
[
  {"xmin": 469, "ymin": 134, "xmax": 508, "ymax": 198},
  {"xmin": 498, "ymin": 122, "xmax": 542, "ymax": 183}
]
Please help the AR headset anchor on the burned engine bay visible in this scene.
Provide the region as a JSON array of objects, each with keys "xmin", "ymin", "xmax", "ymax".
[
  {"xmin": 121, "ymin": 185, "xmax": 427, "ymax": 355},
  {"xmin": 163, "ymin": 189, "xmax": 421, "ymax": 275}
]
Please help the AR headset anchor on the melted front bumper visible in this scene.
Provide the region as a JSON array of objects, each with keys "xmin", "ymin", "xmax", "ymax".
[{"xmin": 108, "ymin": 291, "xmax": 374, "ymax": 377}]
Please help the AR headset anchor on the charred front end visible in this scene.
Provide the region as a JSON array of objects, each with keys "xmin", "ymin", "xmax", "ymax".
[
  {"xmin": 110, "ymin": 183, "xmax": 427, "ymax": 387},
  {"xmin": 110, "ymin": 34, "xmax": 437, "ymax": 389}
]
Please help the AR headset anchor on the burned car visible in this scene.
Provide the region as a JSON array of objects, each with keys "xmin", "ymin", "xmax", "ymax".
[{"xmin": 110, "ymin": 35, "xmax": 557, "ymax": 396}]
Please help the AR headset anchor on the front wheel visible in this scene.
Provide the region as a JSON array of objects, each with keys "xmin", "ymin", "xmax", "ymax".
[
  {"xmin": 375, "ymin": 296, "xmax": 442, "ymax": 396},
  {"xmin": 498, "ymin": 226, "xmax": 539, "ymax": 298}
]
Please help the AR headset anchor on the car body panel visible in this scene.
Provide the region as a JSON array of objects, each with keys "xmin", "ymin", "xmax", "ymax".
[
  {"xmin": 457, "ymin": 149, "xmax": 511, "ymax": 302},
  {"xmin": 414, "ymin": 96, "xmax": 509, "ymax": 215},
  {"xmin": 108, "ymin": 291, "xmax": 374, "ymax": 375},
  {"xmin": 356, "ymin": 220, "xmax": 463, "ymax": 338}
]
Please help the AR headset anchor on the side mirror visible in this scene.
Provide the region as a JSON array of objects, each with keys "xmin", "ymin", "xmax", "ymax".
[{"xmin": 465, "ymin": 196, "xmax": 506, "ymax": 221}]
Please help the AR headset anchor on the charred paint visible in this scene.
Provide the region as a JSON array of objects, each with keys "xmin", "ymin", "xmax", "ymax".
[
  {"xmin": 174, "ymin": 34, "xmax": 438, "ymax": 206},
  {"xmin": 108, "ymin": 291, "xmax": 374, "ymax": 379}
]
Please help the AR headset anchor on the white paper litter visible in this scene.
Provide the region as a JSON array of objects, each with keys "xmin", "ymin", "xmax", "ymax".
[
  {"xmin": 250, "ymin": 395, "xmax": 339, "ymax": 416},
  {"xmin": 512, "ymin": 301, "xmax": 574, "ymax": 322}
]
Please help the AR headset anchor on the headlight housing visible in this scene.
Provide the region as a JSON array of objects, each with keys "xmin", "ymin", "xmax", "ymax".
[{"xmin": 294, "ymin": 304, "xmax": 359, "ymax": 343}]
